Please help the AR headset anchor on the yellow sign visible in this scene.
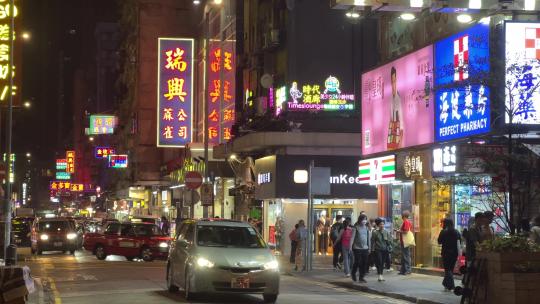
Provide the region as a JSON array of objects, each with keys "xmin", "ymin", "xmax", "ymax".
[{"xmin": 0, "ymin": 1, "xmax": 18, "ymax": 103}]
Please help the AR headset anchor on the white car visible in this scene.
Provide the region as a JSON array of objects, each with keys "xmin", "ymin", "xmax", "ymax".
[{"xmin": 166, "ymin": 219, "xmax": 280, "ymax": 303}]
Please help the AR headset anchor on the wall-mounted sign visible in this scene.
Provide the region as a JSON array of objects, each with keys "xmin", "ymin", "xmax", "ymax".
[
  {"xmin": 88, "ymin": 115, "xmax": 118, "ymax": 135},
  {"xmin": 0, "ymin": 1, "xmax": 20, "ymax": 105},
  {"xmin": 358, "ymin": 155, "xmax": 396, "ymax": 184},
  {"xmin": 50, "ymin": 181, "xmax": 72, "ymax": 191},
  {"xmin": 66, "ymin": 151, "xmax": 75, "ymax": 173},
  {"xmin": 108, "ymin": 154, "xmax": 128, "ymax": 168},
  {"xmin": 95, "ymin": 147, "xmax": 115, "ymax": 159},
  {"xmin": 56, "ymin": 159, "xmax": 67, "ymax": 170},
  {"xmin": 282, "ymin": 76, "xmax": 355, "ymax": 112},
  {"xmin": 404, "ymin": 155, "xmax": 423, "ymax": 178},
  {"xmin": 2, "ymin": 153, "xmax": 14, "ymax": 184},
  {"xmin": 435, "ymin": 23, "xmax": 490, "ymax": 141},
  {"xmin": 361, "ymin": 46, "xmax": 434, "ymax": 155},
  {"xmin": 207, "ymin": 44, "xmax": 236, "ymax": 145},
  {"xmin": 257, "ymin": 172, "xmax": 272, "ymax": 184},
  {"xmin": 505, "ymin": 22, "xmax": 540, "ymax": 125},
  {"xmin": 55, "ymin": 172, "xmax": 71, "ymax": 180},
  {"xmin": 433, "ymin": 145, "xmax": 457, "ymax": 173},
  {"xmin": 157, "ymin": 38, "xmax": 194, "ymax": 147}
]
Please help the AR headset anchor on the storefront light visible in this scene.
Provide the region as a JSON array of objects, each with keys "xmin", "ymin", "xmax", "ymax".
[{"xmin": 293, "ymin": 170, "xmax": 308, "ymax": 183}]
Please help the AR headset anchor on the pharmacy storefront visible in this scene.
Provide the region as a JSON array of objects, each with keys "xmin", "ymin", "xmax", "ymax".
[{"xmin": 254, "ymin": 155, "xmax": 377, "ymax": 256}]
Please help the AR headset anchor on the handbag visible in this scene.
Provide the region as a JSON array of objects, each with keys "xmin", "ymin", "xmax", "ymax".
[{"xmin": 402, "ymin": 230, "xmax": 415, "ymax": 248}]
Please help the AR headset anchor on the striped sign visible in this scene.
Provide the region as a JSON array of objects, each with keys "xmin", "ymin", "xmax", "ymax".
[{"xmin": 358, "ymin": 155, "xmax": 396, "ymax": 184}]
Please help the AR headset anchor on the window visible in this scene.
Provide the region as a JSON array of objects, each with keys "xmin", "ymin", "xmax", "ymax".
[
  {"xmin": 120, "ymin": 225, "xmax": 134, "ymax": 236},
  {"xmin": 39, "ymin": 221, "xmax": 68, "ymax": 232},
  {"xmin": 184, "ymin": 224, "xmax": 194, "ymax": 242},
  {"xmin": 196, "ymin": 225, "xmax": 265, "ymax": 248},
  {"xmin": 132, "ymin": 224, "xmax": 161, "ymax": 236},
  {"xmin": 105, "ymin": 223, "xmax": 120, "ymax": 235}
]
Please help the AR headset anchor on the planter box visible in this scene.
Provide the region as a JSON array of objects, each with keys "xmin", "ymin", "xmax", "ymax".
[
  {"xmin": 477, "ymin": 251, "xmax": 540, "ymax": 273},
  {"xmin": 476, "ymin": 252, "xmax": 540, "ymax": 304}
]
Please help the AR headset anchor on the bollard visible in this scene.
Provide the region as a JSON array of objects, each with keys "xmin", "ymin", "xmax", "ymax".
[{"xmin": 5, "ymin": 244, "xmax": 16, "ymax": 266}]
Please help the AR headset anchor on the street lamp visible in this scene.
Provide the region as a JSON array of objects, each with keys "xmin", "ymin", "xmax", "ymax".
[
  {"xmin": 23, "ymin": 101, "xmax": 31, "ymax": 108},
  {"xmin": 400, "ymin": 13, "xmax": 416, "ymax": 21},
  {"xmin": 25, "ymin": 152, "xmax": 30, "ymax": 158},
  {"xmin": 21, "ymin": 31, "xmax": 30, "ymax": 41},
  {"xmin": 89, "ymin": 136, "xmax": 95, "ymax": 142}
]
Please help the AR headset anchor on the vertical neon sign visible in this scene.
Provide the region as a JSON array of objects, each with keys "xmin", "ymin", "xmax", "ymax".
[{"xmin": 157, "ymin": 38, "xmax": 194, "ymax": 147}]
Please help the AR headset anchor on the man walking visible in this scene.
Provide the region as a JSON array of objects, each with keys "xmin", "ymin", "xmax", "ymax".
[
  {"xmin": 330, "ymin": 215, "xmax": 344, "ymax": 270},
  {"xmin": 295, "ymin": 220, "xmax": 308, "ymax": 271},
  {"xmin": 350, "ymin": 214, "xmax": 371, "ymax": 283}
]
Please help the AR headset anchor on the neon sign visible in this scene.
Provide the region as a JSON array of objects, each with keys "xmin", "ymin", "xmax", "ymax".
[
  {"xmin": 157, "ymin": 38, "xmax": 194, "ymax": 147},
  {"xmin": 88, "ymin": 115, "xmax": 118, "ymax": 135},
  {"xmin": 285, "ymin": 76, "xmax": 355, "ymax": 112},
  {"xmin": 95, "ymin": 147, "xmax": 115, "ymax": 159},
  {"xmin": 0, "ymin": 1, "xmax": 19, "ymax": 104},
  {"xmin": 108, "ymin": 154, "xmax": 128, "ymax": 168},
  {"xmin": 55, "ymin": 172, "xmax": 71, "ymax": 180},
  {"xmin": 66, "ymin": 151, "xmax": 75, "ymax": 173},
  {"xmin": 56, "ymin": 159, "xmax": 67, "ymax": 170}
]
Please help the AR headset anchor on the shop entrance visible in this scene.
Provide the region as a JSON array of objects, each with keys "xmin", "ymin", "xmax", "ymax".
[{"xmin": 312, "ymin": 205, "xmax": 354, "ymax": 255}]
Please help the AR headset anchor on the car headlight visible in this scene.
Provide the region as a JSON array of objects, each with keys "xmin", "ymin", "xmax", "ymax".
[
  {"xmin": 263, "ymin": 260, "xmax": 279, "ymax": 271},
  {"xmin": 40, "ymin": 234, "xmax": 49, "ymax": 241},
  {"xmin": 196, "ymin": 257, "xmax": 215, "ymax": 268},
  {"xmin": 67, "ymin": 233, "xmax": 77, "ymax": 240},
  {"xmin": 159, "ymin": 242, "xmax": 168, "ymax": 248}
]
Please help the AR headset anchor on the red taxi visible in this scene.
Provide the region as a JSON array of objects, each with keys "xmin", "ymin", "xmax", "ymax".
[{"xmin": 83, "ymin": 222, "xmax": 171, "ymax": 261}]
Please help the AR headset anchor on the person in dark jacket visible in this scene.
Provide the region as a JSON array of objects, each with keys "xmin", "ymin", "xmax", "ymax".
[
  {"xmin": 289, "ymin": 224, "xmax": 299, "ymax": 263},
  {"xmin": 330, "ymin": 215, "xmax": 344, "ymax": 270},
  {"xmin": 438, "ymin": 218, "xmax": 461, "ymax": 291}
]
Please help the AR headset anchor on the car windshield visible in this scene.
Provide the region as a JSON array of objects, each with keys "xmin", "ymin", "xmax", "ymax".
[
  {"xmin": 132, "ymin": 224, "xmax": 162, "ymax": 236},
  {"xmin": 39, "ymin": 221, "xmax": 68, "ymax": 232},
  {"xmin": 12, "ymin": 220, "xmax": 30, "ymax": 232},
  {"xmin": 196, "ymin": 225, "xmax": 265, "ymax": 248}
]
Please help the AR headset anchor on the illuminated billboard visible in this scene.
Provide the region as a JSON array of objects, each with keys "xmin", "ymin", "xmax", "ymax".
[
  {"xmin": 66, "ymin": 151, "xmax": 75, "ymax": 173},
  {"xmin": 207, "ymin": 41, "xmax": 236, "ymax": 145},
  {"xmin": 0, "ymin": 1, "xmax": 20, "ymax": 105},
  {"xmin": 505, "ymin": 22, "xmax": 540, "ymax": 124},
  {"xmin": 434, "ymin": 23, "xmax": 490, "ymax": 141},
  {"xmin": 95, "ymin": 147, "xmax": 115, "ymax": 159},
  {"xmin": 361, "ymin": 46, "xmax": 434, "ymax": 155},
  {"xmin": 88, "ymin": 115, "xmax": 118, "ymax": 134},
  {"xmin": 108, "ymin": 154, "xmax": 128, "ymax": 168},
  {"xmin": 157, "ymin": 38, "xmax": 194, "ymax": 147},
  {"xmin": 56, "ymin": 159, "xmax": 67, "ymax": 170},
  {"xmin": 55, "ymin": 172, "xmax": 71, "ymax": 180}
]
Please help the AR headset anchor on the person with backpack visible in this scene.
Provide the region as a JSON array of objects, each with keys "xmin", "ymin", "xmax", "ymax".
[
  {"xmin": 349, "ymin": 214, "xmax": 371, "ymax": 283},
  {"xmin": 330, "ymin": 215, "xmax": 344, "ymax": 270},
  {"xmin": 438, "ymin": 218, "xmax": 462, "ymax": 291},
  {"xmin": 289, "ymin": 224, "xmax": 299, "ymax": 263},
  {"xmin": 371, "ymin": 218, "xmax": 392, "ymax": 282},
  {"xmin": 335, "ymin": 218, "xmax": 353, "ymax": 276}
]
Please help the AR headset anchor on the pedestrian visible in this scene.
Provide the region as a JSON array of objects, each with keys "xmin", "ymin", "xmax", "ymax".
[
  {"xmin": 350, "ymin": 214, "xmax": 371, "ymax": 283},
  {"xmin": 289, "ymin": 224, "xmax": 299, "ymax": 263},
  {"xmin": 438, "ymin": 218, "xmax": 462, "ymax": 291},
  {"xmin": 397, "ymin": 211, "xmax": 414, "ymax": 275},
  {"xmin": 295, "ymin": 220, "xmax": 308, "ymax": 271},
  {"xmin": 371, "ymin": 218, "xmax": 392, "ymax": 282},
  {"xmin": 330, "ymin": 215, "xmax": 344, "ymax": 270},
  {"xmin": 335, "ymin": 218, "xmax": 353, "ymax": 277},
  {"xmin": 367, "ymin": 218, "xmax": 377, "ymax": 273},
  {"xmin": 463, "ymin": 212, "xmax": 483, "ymax": 266},
  {"xmin": 530, "ymin": 216, "xmax": 540, "ymax": 245},
  {"xmin": 480, "ymin": 211, "xmax": 495, "ymax": 241},
  {"xmin": 161, "ymin": 216, "xmax": 170, "ymax": 235}
]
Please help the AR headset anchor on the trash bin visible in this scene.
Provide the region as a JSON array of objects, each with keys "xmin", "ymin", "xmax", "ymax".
[{"xmin": 5, "ymin": 244, "xmax": 16, "ymax": 266}]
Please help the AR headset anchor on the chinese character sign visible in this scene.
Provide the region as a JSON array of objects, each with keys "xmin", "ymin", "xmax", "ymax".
[
  {"xmin": 94, "ymin": 147, "xmax": 115, "ymax": 159},
  {"xmin": 435, "ymin": 23, "xmax": 490, "ymax": 141},
  {"xmin": 361, "ymin": 46, "xmax": 434, "ymax": 155},
  {"xmin": 89, "ymin": 115, "xmax": 118, "ymax": 134},
  {"xmin": 66, "ymin": 151, "xmax": 75, "ymax": 173},
  {"xmin": 157, "ymin": 38, "xmax": 194, "ymax": 147},
  {"xmin": 221, "ymin": 40, "xmax": 235, "ymax": 143},
  {"xmin": 285, "ymin": 76, "xmax": 355, "ymax": 112},
  {"xmin": 56, "ymin": 159, "xmax": 67, "ymax": 170},
  {"xmin": 0, "ymin": 1, "xmax": 19, "ymax": 105},
  {"xmin": 55, "ymin": 172, "xmax": 71, "ymax": 180},
  {"xmin": 433, "ymin": 145, "xmax": 457, "ymax": 173},
  {"xmin": 505, "ymin": 22, "xmax": 540, "ymax": 124}
]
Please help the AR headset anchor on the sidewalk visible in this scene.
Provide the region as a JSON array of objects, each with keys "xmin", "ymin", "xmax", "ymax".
[{"xmin": 279, "ymin": 255, "xmax": 461, "ymax": 304}]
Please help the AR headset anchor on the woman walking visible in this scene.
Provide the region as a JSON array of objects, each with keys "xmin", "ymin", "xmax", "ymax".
[
  {"xmin": 335, "ymin": 218, "xmax": 353, "ymax": 276},
  {"xmin": 289, "ymin": 224, "xmax": 299, "ymax": 263},
  {"xmin": 397, "ymin": 211, "xmax": 414, "ymax": 275},
  {"xmin": 372, "ymin": 218, "xmax": 391, "ymax": 281},
  {"xmin": 438, "ymin": 218, "xmax": 461, "ymax": 291}
]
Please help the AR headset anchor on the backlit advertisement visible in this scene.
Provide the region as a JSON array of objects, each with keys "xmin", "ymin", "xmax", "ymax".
[
  {"xmin": 505, "ymin": 22, "xmax": 540, "ymax": 124},
  {"xmin": 434, "ymin": 23, "xmax": 490, "ymax": 141},
  {"xmin": 361, "ymin": 46, "xmax": 434, "ymax": 155}
]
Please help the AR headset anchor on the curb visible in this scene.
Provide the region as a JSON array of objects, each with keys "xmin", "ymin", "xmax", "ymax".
[{"xmin": 330, "ymin": 281, "xmax": 448, "ymax": 304}]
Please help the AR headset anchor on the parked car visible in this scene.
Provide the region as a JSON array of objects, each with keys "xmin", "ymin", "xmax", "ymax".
[
  {"xmin": 83, "ymin": 222, "xmax": 171, "ymax": 261},
  {"xmin": 31, "ymin": 218, "xmax": 79, "ymax": 255},
  {"xmin": 166, "ymin": 219, "xmax": 280, "ymax": 303},
  {"xmin": 12, "ymin": 217, "xmax": 34, "ymax": 247}
]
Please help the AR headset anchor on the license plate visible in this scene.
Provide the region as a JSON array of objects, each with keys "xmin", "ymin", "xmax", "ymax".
[
  {"xmin": 231, "ymin": 277, "xmax": 250, "ymax": 289},
  {"xmin": 54, "ymin": 242, "xmax": 63, "ymax": 247}
]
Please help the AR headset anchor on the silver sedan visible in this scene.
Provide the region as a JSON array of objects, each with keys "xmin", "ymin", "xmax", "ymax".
[{"xmin": 166, "ymin": 219, "xmax": 280, "ymax": 303}]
